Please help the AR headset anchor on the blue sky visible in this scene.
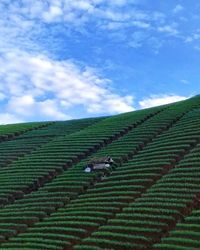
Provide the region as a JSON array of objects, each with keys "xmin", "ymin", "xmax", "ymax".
[{"xmin": 0, "ymin": 0, "xmax": 199, "ymax": 124}]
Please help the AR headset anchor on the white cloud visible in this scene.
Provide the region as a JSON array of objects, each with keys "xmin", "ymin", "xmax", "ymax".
[
  {"xmin": 132, "ymin": 21, "xmax": 150, "ymax": 29},
  {"xmin": 0, "ymin": 50, "xmax": 134, "ymax": 123},
  {"xmin": 0, "ymin": 92, "xmax": 6, "ymax": 101},
  {"xmin": 173, "ymin": 4, "xmax": 184, "ymax": 14},
  {"xmin": 128, "ymin": 31, "xmax": 148, "ymax": 48},
  {"xmin": 0, "ymin": 113, "xmax": 23, "ymax": 125},
  {"xmin": 185, "ymin": 30, "xmax": 200, "ymax": 43},
  {"xmin": 0, "ymin": 0, "xmax": 190, "ymax": 124},
  {"xmin": 147, "ymin": 37, "xmax": 163, "ymax": 53},
  {"xmin": 181, "ymin": 79, "xmax": 189, "ymax": 84},
  {"xmin": 139, "ymin": 94, "xmax": 188, "ymax": 109},
  {"xmin": 87, "ymin": 95, "xmax": 134, "ymax": 113},
  {"xmin": 0, "ymin": 0, "xmax": 169, "ymax": 57},
  {"xmin": 158, "ymin": 25, "xmax": 178, "ymax": 36},
  {"xmin": 0, "ymin": 0, "xmax": 140, "ymax": 124},
  {"xmin": 42, "ymin": 5, "xmax": 63, "ymax": 22},
  {"xmin": 0, "ymin": 1, "xmax": 164, "ymax": 33},
  {"xmin": 7, "ymin": 95, "xmax": 35, "ymax": 117}
]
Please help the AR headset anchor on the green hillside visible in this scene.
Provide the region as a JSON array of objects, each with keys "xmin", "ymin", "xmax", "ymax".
[{"xmin": 0, "ymin": 95, "xmax": 200, "ymax": 250}]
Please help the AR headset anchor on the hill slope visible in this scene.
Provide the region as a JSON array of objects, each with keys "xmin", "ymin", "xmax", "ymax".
[{"xmin": 0, "ymin": 95, "xmax": 200, "ymax": 250}]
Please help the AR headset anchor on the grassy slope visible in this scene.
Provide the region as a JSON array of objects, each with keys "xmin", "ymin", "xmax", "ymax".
[{"xmin": 0, "ymin": 96, "xmax": 200, "ymax": 250}]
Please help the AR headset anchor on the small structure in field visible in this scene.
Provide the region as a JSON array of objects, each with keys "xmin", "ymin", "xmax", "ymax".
[{"xmin": 84, "ymin": 156, "xmax": 115, "ymax": 173}]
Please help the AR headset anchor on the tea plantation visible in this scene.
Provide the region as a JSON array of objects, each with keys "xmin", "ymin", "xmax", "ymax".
[{"xmin": 0, "ymin": 95, "xmax": 200, "ymax": 250}]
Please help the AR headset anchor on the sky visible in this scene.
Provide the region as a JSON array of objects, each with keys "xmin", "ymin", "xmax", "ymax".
[{"xmin": 0, "ymin": 0, "xmax": 200, "ymax": 124}]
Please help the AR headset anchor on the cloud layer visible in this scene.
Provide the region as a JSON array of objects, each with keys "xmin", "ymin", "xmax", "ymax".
[
  {"xmin": 0, "ymin": 1, "xmax": 194, "ymax": 124},
  {"xmin": 0, "ymin": 0, "xmax": 139, "ymax": 124},
  {"xmin": 0, "ymin": 0, "xmax": 177, "ymax": 53},
  {"xmin": 0, "ymin": 50, "xmax": 134, "ymax": 123},
  {"xmin": 139, "ymin": 94, "xmax": 188, "ymax": 109}
]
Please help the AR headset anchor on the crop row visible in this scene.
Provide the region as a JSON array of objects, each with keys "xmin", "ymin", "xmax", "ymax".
[
  {"xmin": 0, "ymin": 106, "xmax": 165, "ymax": 247},
  {"xmin": 0, "ymin": 118, "xmax": 101, "ymax": 169},
  {"xmin": 17, "ymin": 117, "xmax": 103, "ymax": 139},
  {"xmin": 0, "ymin": 105, "xmax": 162, "ymax": 208},
  {"xmin": 0, "ymin": 121, "xmax": 52, "ymax": 140},
  {"xmin": 151, "ymin": 139, "xmax": 200, "ymax": 250},
  {"xmin": 70, "ymin": 108, "xmax": 200, "ymax": 250},
  {"xmin": 0, "ymin": 109, "xmax": 161, "ymax": 207},
  {"xmin": 0, "ymin": 97, "xmax": 200, "ymax": 248},
  {"xmin": 152, "ymin": 208, "xmax": 200, "ymax": 250}
]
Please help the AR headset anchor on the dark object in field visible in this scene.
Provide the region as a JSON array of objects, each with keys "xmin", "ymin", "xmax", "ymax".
[{"xmin": 84, "ymin": 156, "xmax": 116, "ymax": 173}]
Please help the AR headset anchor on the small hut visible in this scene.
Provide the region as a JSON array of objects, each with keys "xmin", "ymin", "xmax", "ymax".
[{"xmin": 84, "ymin": 156, "xmax": 115, "ymax": 173}]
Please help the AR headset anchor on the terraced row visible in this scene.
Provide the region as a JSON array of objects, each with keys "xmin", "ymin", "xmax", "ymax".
[
  {"xmin": 0, "ymin": 118, "xmax": 102, "ymax": 168},
  {"xmin": 0, "ymin": 97, "xmax": 200, "ymax": 249},
  {"xmin": 74, "ymin": 109, "xmax": 200, "ymax": 250},
  {"xmin": 0, "ymin": 122, "xmax": 52, "ymax": 141},
  {"xmin": 151, "ymin": 136, "xmax": 200, "ymax": 250},
  {"xmin": 152, "ymin": 207, "xmax": 200, "ymax": 250},
  {"xmin": 0, "ymin": 106, "xmax": 161, "ymax": 208},
  {"xmin": 16, "ymin": 118, "xmax": 104, "ymax": 140}
]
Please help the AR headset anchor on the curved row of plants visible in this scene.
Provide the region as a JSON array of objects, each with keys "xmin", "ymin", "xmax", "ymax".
[
  {"xmin": 0, "ymin": 122, "xmax": 53, "ymax": 140},
  {"xmin": 0, "ymin": 97, "xmax": 200, "ymax": 249},
  {"xmin": 0, "ymin": 104, "xmax": 163, "ymax": 243},
  {"xmin": 0, "ymin": 118, "xmax": 102, "ymax": 169}
]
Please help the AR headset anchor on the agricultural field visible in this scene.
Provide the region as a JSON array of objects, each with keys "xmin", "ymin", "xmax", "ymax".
[{"xmin": 0, "ymin": 95, "xmax": 200, "ymax": 250}]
